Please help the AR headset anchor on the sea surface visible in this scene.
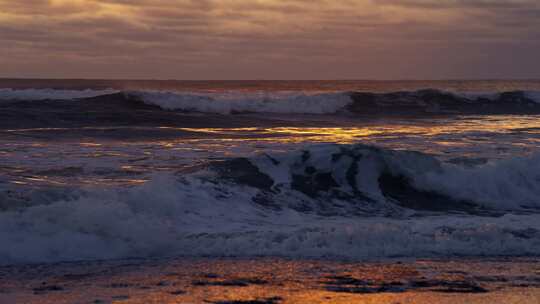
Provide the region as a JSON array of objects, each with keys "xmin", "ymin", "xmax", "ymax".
[{"xmin": 1, "ymin": 79, "xmax": 540, "ymax": 265}]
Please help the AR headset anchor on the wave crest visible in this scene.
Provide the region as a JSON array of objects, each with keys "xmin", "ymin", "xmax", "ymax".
[
  {"xmin": 2, "ymin": 88, "xmax": 540, "ymax": 115},
  {"xmin": 127, "ymin": 91, "xmax": 353, "ymax": 114},
  {"xmin": 212, "ymin": 144, "xmax": 540, "ymax": 212}
]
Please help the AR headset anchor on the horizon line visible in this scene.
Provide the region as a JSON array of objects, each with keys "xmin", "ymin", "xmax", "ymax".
[{"xmin": 1, "ymin": 77, "xmax": 540, "ymax": 82}]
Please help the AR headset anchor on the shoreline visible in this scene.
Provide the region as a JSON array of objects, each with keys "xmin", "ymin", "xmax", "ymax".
[{"xmin": 1, "ymin": 257, "xmax": 539, "ymax": 303}]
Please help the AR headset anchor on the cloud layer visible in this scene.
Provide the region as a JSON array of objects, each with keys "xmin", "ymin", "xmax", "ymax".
[{"xmin": 1, "ymin": 0, "xmax": 539, "ymax": 79}]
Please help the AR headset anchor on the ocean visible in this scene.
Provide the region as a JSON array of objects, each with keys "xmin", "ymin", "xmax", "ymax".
[{"xmin": 1, "ymin": 79, "xmax": 540, "ymax": 265}]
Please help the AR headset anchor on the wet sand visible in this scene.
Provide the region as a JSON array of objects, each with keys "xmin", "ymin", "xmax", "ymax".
[{"xmin": 1, "ymin": 257, "xmax": 539, "ymax": 304}]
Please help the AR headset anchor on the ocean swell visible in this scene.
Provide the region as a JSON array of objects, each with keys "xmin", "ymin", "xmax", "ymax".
[{"xmin": 2, "ymin": 88, "xmax": 540, "ymax": 115}]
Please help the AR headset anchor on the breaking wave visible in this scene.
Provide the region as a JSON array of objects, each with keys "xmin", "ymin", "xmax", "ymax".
[
  {"xmin": 130, "ymin": 91, "xmax": 352, "ymax": 114},
  {"xmin": 203, "ymin": 144, "xmax": 540, "ymax": 213},
  {"xmin": 2, "ymin": 144, "xmax": 540, "ymax": 264},
  {"xmin": 2, "ymin": 88, "xmax": 540, "ymax": 115}
]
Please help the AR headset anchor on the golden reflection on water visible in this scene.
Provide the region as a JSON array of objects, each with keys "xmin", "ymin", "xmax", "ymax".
[
  {"xmin": 80, "ymin": 143, "xmax": 102, "ymax": 147},
  {"xmin": 165, "ymin": 115, "xmax": 540, "ymax": 145},
  {"xmin": 3, "ymin": 115, "xmax": 539, "ymax": 147},
  {"xmin": 169, "ymin": 127, "xmax": 386, "ymax": 144}
]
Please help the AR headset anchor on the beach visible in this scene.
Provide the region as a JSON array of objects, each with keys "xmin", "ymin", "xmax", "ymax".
[{"xmin": 2, "ymin": 257, "xmax": 540, "ymax": 303}]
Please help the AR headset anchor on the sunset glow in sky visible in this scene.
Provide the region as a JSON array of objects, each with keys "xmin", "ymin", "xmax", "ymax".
[{"xmin": 1, "ymin": 0, "xmax": 539, "ymax": 79}]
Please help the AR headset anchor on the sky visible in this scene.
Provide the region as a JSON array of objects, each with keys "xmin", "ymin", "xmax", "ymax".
[{"xmin": 0, "ymin": 0, "xmax": 539, "ymax": 80}]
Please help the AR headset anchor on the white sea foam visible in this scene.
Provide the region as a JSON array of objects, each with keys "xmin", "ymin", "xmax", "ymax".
[
  {"xmin": 413, "ymin": 154, "xmax": 540, "ymax": 209},
  {"xmin": 129, "ymin": 91, "xmax": 353, "ymax": 114},
  {"xmin": 0, "ymin": 88, "xmax": 118, "ymax": 100},
  {"xmin": 1, "ymin": 172, "xmax": 539, "ymax": 264},
  {"xmin": 2, "ymin": 145, "xmax": 540, "ymax": 264}
]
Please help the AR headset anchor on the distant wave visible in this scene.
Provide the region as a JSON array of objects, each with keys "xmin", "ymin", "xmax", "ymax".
[
  {"xmin": 0, "ymin": 88, "xmax": 118, "ymax": 100},
  {"xmin": 128, "ymin": 91, "xmax": 352, "ymax": 114},
  {"xmin": 2, "ymin": 88, "xmax": 540, "ymax": 115},
  {"xmin": 2, "ymin": 144, "xmax": 540, "ymax": 264},
  {"xmin": 132, "ymin": 89, "xmax": 540, "ymax": 115}
]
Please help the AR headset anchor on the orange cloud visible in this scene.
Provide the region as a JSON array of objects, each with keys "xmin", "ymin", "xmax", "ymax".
[{"xmin": 0, "ymin": 0, "xmax": 539, "ymax": 79}]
